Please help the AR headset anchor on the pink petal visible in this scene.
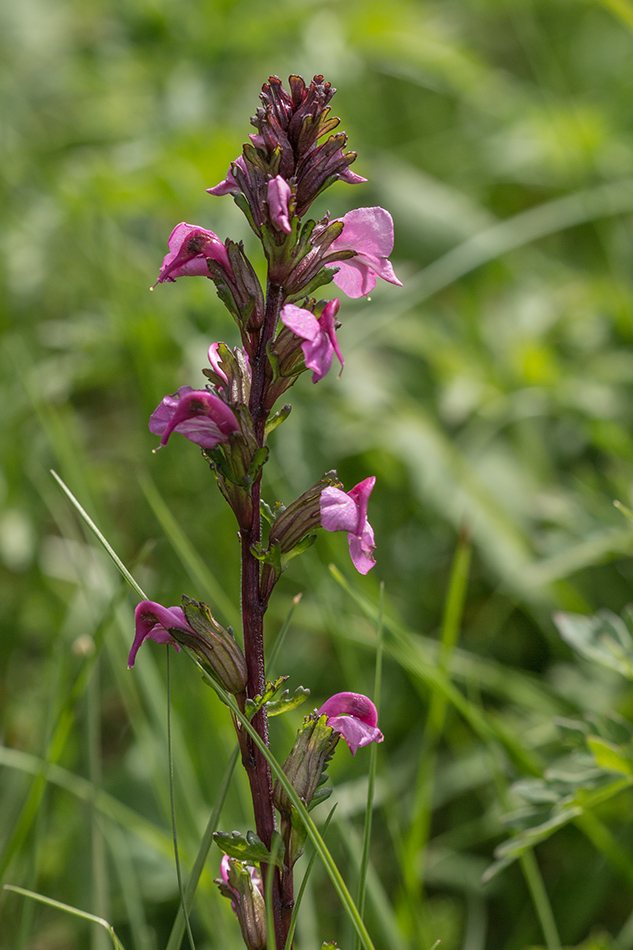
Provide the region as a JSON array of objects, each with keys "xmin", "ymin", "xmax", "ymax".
[
  {"xmin": 320, "ymin": 486, "xmax": 360, "ymax": 534},
  {"xmin": 128, "ymin": 601, "xmax": 185, "ymax": 668},
  {"xmin": 329, "ymin": 207, "xmax": 402, "ymax": 298},
  {"xmin": 317, "ymin": 692, "xmax": 383, "ymax": 755},
  {"xmin": 267, "ymin": 175, "xmax": 292, "ymax": 233},
  {"xmin": 149, "ymin": 387, "xmax": 239, "ymax": 449},
  {"xmin": 320, "ymin": 299, "xmax": 344, "ymax": 371},
  {"xmin": 154, "ymin": 223, "xmax": 231, "ymax": 285},
  {"xmin": 334, "ymin": 207, "xmax": 396, "ymax": 258},
  {"xmin": 301, "ymin": 334, "xmax": 334, "ymax": 383},
  {"xmin": 318, "ymin": 691, "xmax": 379, "ymax": 725},
  {"xmin": 206, "ymin": 156, "xmax": 246, "ymax": 196},
  {"xmin": 208, "ymin": 343, "xmax": 228, "ymax": 382},
  {"xmin": 280, "ymin": 304, "xmax": 321, "ymax": 342},
  {"xmin": 327, "ymin": 715, "xmax": 383, "ymax": 755},
  {"xmin": 332, "ymin": 259, "xmax": 377, "ymax": 298},
  {"xmin": 348, "ymin": 476, "xmax": 375, "ymax": 534},
  {"xmin": 338, "ymin": 167, "xmax": 368, "ymax": 185},
  {"xmin": 348, "ymin": 525, "xmax": 376, "ymax": 575}
]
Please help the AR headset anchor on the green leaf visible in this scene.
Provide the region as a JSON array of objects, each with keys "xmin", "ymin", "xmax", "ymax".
[
  {"xmin": 260, "ymin": 498, "xmax": 277, "ymax": 525},
  {"xmin": 281, "ymin": 533, "xmax": 317, "ymax": 567},
  {"xmin": 553, "ymin": 609, "xmax": 633, "ymax": 678},
  {"xmin": 285, "ymin": 266, "xmax": 336, "ymax": 303},
  {"xmin": 242, "ymin": 446, "xmax": 269, "ymax": 489},
  {"xmin": 246, "ymin": 676, "xmax": 291, "ymax": 716},
  {"xmin": 250, "ymin": 539, "xmax": 283, "ymax": 572},
  {"xmin": 265, "ymin": 404, "xmax": 292, "ymax": 437},
  {"xmin": 309, "ymin": 786, "xmax": 333, "ymax": 810},
  {"xmin": 586, "ymin": 736, "xmax": 633, "ymax": 775},
  {"xmin": 266, "ymin": 685, "xmax": 311, "ymax": 717},
  {"xmin": 213, "ymin": 830, "xmax": 283, "ymax": 867}
]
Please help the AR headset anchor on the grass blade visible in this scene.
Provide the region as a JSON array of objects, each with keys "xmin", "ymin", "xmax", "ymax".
[
  {"xmin": 51, "ymin": 470, "xmax": 147, "ymax": 601},
  {"xmin": 3, "ymin": 885, "xmax": 127, "ymax": 950},
  {"xmin": 355, "ymin": 582, "xmax": 385, "ymax": 950}
]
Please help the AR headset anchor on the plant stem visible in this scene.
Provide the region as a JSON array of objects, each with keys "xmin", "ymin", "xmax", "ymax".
[{"xmin": 240, "ymin": 279, "xmax": 288, "ymax": 950}]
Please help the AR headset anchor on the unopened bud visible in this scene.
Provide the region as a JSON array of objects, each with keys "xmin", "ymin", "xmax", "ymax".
[
  {"xmin": 174, "ymin": 597, "xmax": 247, "ymax": 695},
  {"xmin": 273, "ymin": 714, "xmax": 338, "ymax": 816},
  {"xmin": 215, "ymin": 856, "xmax": 267, "ymax": 950}
]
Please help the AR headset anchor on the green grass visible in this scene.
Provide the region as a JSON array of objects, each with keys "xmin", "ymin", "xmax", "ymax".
[{"xmin": 4, "ymin": 0, "xmax": 633, "ymax": 948}]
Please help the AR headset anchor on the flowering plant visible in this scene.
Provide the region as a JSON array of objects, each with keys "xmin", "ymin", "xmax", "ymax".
[{"xmin": 133, "ymin": 74, "xmax": 399, "ymax": 949}]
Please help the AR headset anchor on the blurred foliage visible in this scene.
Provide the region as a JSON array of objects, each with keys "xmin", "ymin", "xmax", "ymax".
[{"xmin": 3, "ymin": 0, "xmax": 633, "ymax": 948}]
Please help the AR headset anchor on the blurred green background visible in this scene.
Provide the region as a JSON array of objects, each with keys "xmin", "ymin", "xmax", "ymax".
[{"xmin": 3, "ymin": 0, "xmax": 633, "ymax": 948}]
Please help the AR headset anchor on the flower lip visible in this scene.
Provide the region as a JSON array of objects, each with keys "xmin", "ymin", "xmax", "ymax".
[
  {"xmin": 149, "ymin": 386, "xmax": 240, "ymax": 449},
  {"xmin": 328, "ymin": 207, "xmax": 402, "ymax": 298},
  {"xmin": 153, "ymin": 223, "xmax": 231, "ymax": 286},
  {"xmin": 128, "ymin": 601, "xmax": 186, "ymax": 668},
  {"xmin": 206, "ymin": 155, "xmax": 247, "ymax": 196}
]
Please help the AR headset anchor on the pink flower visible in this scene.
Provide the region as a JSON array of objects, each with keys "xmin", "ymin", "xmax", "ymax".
[
  {"xmin": 153, "ymin": 223, "xmax": 231, "ymax": 286},
  {"xmin": 320, "ymin": 476, "xmax": 376, "ymax": 574},
  {"xmin": 280, "ymin": 298, "xmax": 344, "ymax": 383},
  {"xmin": 128, "ymin": 601, "xmax": 185, "ymax": 668},
  {"xmin": 149, "ymin": 386, "xmax": 239, "ymax": 449},
  {"xmin": 206, "ymin": 156, "xmax": 247, "ymax": 196},
  {"xmin": 329, "ymin": 207, "xmax": 402, "ymax": 298},
  {"xmin": 267, "ymin": 175, "xmax": 292, "ymax": 233},
  {"xmin": 317, "ymin": 691, "xmax": 383, "ymax": 755}
]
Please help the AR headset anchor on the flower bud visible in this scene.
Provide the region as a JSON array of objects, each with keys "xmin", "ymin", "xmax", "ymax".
[
  {"xmin": 207, "ymin": 76, "xmax": 366, "ymax": 233},
  {"xmin": 204, "ymin": 343, "xmax": 252, "ymax": 407},
  {"xmin": 175, "ymin": 597, "xmax": 247, "ymax": 695},
  {"xmin": 273, "ymin": 713, "xmax": 338, "ymax": 816},
  {"xmin": 206, "ymin": 240, "xmax": 265, "ymax": 331},
  {"xmin": 215, "ymin": 855, "xmax": 267, "ymax": 950}
]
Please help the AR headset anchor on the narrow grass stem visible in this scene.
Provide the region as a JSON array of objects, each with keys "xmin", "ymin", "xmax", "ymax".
[
  {"xmin": 166, "ymin": 651, "xmax": 197, "ymax": 950},
  {"xmin": 355, "ymin": 583, "xmax": 385, "ymax": 950},
  {"xmin": 397, "ymin": 530, "xmax": 471, "ymax": 946},
  {"xmin": 519, "ymin": 851, "xmax": 562, "ymax": 950},
  {"xmin": 87, "ymin": 658, "xmax": 109, "ymax": 950},
  {"xmin": 3, "ymin": 885, "xmax": 127, "ymax": 950},
  {"xmin": 284, "ymin": 806, "xmax": 338, "ymax": 950},
  {"xmin": 165, "ymin": 745, "xmax": 240, "ymax": 950},
  {"xmin": 50, "ymin": 470, "xmax": 148, "ymax": 601}
]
